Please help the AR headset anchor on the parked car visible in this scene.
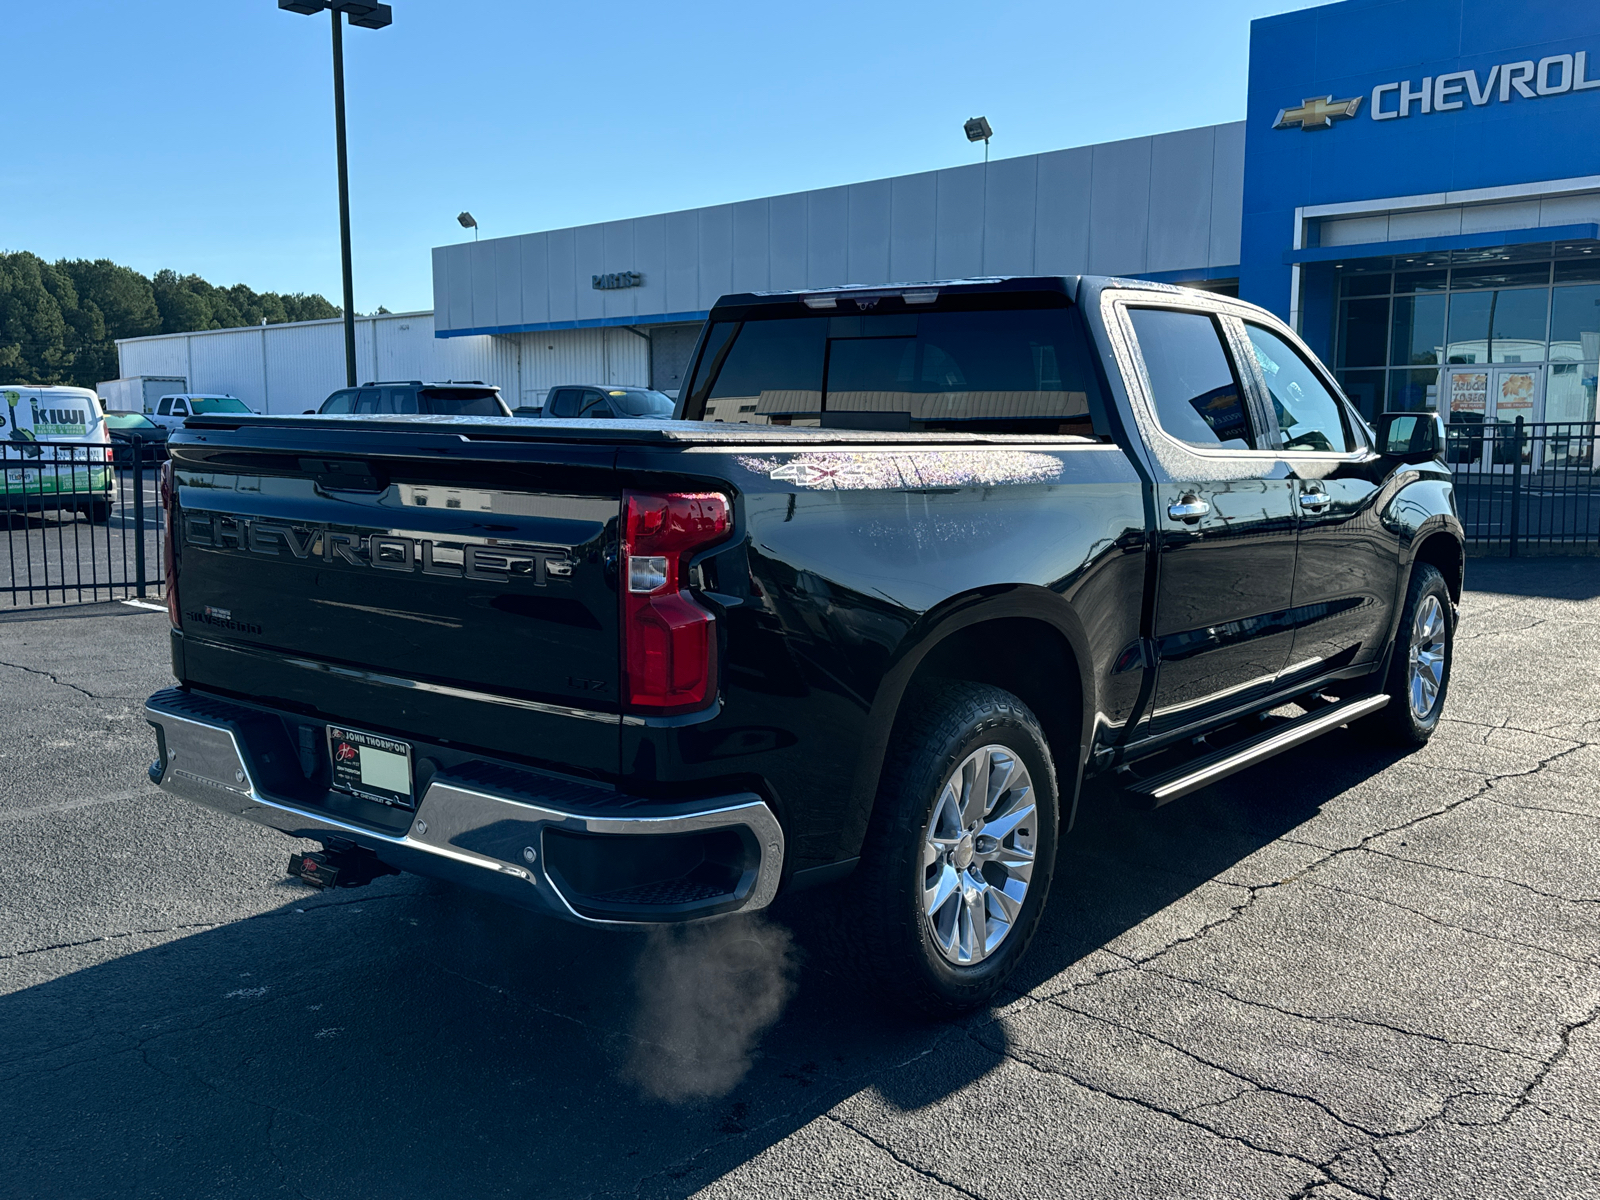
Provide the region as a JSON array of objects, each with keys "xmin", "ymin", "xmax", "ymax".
[
  {"xmin": 312, "ymin": 381, "xmax": 509, "ymax": 417},
  {"xmin": 148, "ymin": 394, "xmax": 254, "ymax": 433},
  {"xmin": 538, "ymin": 386, "xmax": 676, "ymax": 420},
  {"xmin": 144, "ymin": 275, "xmax": 1462, "ymax": 1016},
  {"xmin": 104, "ymin": 411, "xmax": 170, "ymax": 465},
  {"xmin": 1, "ymin": 384, "xmax": 116, "ymax": 522}
]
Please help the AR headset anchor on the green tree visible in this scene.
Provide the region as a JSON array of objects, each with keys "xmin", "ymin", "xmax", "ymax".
[
  {"xmin": 0, "ymin": 251, "xmax": 340, "ymax": 388},
  {"xmin": 0, "ymin": 252, "xmax": 74, "ymax": 384},
  {"xmin": 57, "ymin": 260, "xmax": 161, "ymax": 385}
]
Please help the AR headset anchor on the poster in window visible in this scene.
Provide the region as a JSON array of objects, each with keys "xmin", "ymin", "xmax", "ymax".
[
  {"xmin": 1448, "ymin": 372, "xmax": 1487, "ymax": 416},
  {"xmin": 1497, "ymin": 372, "xmax": 1536, "ymax": 415}
]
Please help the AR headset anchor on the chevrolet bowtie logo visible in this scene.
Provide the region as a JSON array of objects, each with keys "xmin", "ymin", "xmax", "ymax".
[{"xmin": 1273, "ymin": 95, "xmax": 1363, "ymax": 130}]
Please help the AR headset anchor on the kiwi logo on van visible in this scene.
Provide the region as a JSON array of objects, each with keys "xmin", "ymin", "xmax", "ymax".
[{"xmin": 30, "ymin": 394, "xmax": 89, "ymax": 436}]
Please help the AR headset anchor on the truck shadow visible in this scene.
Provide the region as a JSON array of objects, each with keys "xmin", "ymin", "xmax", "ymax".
[
  {"xmin": 0, "ymin": 731, "xmax": 1404, "ymax": 1200},
  {"xmin": 1462, "ymin": 555, "xmax": 1600, "ymax": 600}
]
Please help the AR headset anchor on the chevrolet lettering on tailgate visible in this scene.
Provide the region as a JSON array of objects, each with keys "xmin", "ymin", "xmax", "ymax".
[{"xmin": 181, "ymin": 510, "xmax": 574, "ymax": 584}]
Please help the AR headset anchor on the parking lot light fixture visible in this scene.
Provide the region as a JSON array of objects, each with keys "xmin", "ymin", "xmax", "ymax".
[
  {"xmin": 964, "ymin": 115, "xmax": 993, "ymax": 163},
  {"xmin": 276, "ymin": 0, "xmax": 393, "ymax": 386},
  {"xmin": 458, "ymin": 212, "xmax": 479, "ymax": 241}
]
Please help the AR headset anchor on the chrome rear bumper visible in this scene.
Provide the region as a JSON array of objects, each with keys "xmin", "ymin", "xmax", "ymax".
[{"xmin": 144, "ymin": 688, "xmax": 784, "ymax": 925}]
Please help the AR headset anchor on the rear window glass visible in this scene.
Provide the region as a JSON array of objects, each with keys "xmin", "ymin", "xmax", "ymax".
[
  {"xmin": 105, "ymin": 413, "xmax": 159, "ymax": 431},
  {"xmin": 610, "ymin": 389, "xmax": 675, "ymax": 417},
  {"xmin": 682, "ymin": 306, "xmax": 1103, "ymax": 434},
  {"xmin": 418, "ymin": 387, "xmax": 503, "ymax": 416},
  {"xmin": 190, "ymin": 398, "xmax": 249, "ymax": 414}
]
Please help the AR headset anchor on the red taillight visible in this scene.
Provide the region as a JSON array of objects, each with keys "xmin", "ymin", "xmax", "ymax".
[
  {"xmin": 621, "ymin": 491, "xmax": 730, "ymax": 714},
  {"xmin": 160, "ymin": 460, "xmax": 178, "ymax": 629}
]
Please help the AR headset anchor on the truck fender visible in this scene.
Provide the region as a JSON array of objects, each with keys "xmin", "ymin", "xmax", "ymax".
[{"xmin": 835, "ymin": 584, "xmax": 1098, "ymax": 863}]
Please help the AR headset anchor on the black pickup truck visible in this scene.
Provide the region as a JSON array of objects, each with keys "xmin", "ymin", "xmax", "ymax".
[{"xmin": 144, "ymin": 276, "xmax": 1462, "ymax": 1015}]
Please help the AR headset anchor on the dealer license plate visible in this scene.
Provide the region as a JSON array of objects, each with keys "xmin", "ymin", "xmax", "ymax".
[{"xmin": 326, "ymin": 725, "xmax": 414, "ymax": 809}]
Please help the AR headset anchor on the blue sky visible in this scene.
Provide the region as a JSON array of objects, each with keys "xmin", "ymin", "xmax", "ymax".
[{"xmin": 7, "ymin": 0, "xmax": 1321, "ymax": 314}]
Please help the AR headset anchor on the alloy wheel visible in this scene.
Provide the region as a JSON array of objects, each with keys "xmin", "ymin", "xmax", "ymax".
[
  {"xmin": 1407, "ymin": 593, "xmax": 1447, "ymax": 721},
  {"xmin": 921, "ymin": 744, "xmax": 1037, "ymax": 965}
]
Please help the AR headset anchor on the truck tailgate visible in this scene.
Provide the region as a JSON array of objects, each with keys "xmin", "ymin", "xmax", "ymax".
[{"xmin": 169, "ymin": 431, "xmax": 622, "ymax": 774}]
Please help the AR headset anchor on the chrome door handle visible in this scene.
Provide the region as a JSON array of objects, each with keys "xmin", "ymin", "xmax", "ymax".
[
  {"xmin": 1300, "ymin": 490, "xmax": 1332, "ymax": 511},
  {"xmin": 1167, "ymin": 497, "xmax": 1210, "ymax": 522}
]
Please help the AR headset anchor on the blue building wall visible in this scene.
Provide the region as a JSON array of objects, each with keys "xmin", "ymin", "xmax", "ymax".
[{"xmin": 1243, "ymin": 0, "xmax": 1600, "ymax": 346}]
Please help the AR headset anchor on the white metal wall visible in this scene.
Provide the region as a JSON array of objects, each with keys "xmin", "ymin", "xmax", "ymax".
[
  {"xmin": 118, "ymin": 311, "xmax": 523, "ymax": 415},
  {"xmin": 509, "ymin": 326, "xmax": 649, "ymax": 408},
  {"xmin": 115, "ymin": 311, "xmax": 647, "ymax": 413},
  {"xmin": 432, "ymin": 121, "xmax": 1247, "ymax": 336}
]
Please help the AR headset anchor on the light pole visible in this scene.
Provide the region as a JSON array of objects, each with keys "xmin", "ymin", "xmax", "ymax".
[
  {"xmin": 458, "ymin": 212, "xmax": 479, "ymax": 241},
  {"xmin": 278, "ymin": 1, "xmax": 393, "ymax": 387}
]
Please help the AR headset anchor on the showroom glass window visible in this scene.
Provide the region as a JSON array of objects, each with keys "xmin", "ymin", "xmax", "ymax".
[{"xmin": 1332, "ymin": 250, "xmax": 1600, "ymax": 425}]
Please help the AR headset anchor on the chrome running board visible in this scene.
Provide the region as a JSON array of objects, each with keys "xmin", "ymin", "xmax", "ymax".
[{"xmin": 1123, "ymin": 693, "xmax": 1390, "ymax": 808}]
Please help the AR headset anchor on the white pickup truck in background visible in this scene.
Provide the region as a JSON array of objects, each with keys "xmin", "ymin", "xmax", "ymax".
[{"xmin": 144, "ymin": 393, "xmax": 255, "ymax": 431}]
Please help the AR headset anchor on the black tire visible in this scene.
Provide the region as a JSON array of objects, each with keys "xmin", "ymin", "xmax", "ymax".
[
  {"xmin": 1364, "ymin": 563, "xmax": 1454, "ymax": 746},
  {"xmin": 849, "ymin": 682, "xmax": 1059, "ymax": 1018},
  {"xmin": 87, "ymin": 500, "xmax": 113, "ymax": 524}
]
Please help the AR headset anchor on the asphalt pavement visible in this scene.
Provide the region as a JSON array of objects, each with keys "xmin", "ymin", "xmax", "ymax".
[{"xmin": 2, "ymin": 558, "xmax": 1598, "ymax": 1199}]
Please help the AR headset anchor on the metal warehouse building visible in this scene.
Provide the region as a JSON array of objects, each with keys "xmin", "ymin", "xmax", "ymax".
[{"xmin": 120, "ymin": 0, "xmax": 1600, "ymax": 431}]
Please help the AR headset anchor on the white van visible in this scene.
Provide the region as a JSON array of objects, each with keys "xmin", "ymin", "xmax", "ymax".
[
  {"xmin": 1, "ymin": 384, "xmax": 117, "ymax": 522},
  {"xmin": 147, "ymin": 393, "xmax": 254, "ymax": 431}
]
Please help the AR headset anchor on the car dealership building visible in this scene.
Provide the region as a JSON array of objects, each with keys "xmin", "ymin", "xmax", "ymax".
[{"xmin": 119, "ymin": 0, "xmax": 1600, "ymax": 427}]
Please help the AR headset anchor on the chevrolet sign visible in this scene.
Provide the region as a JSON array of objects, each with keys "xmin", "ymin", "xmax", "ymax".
[
  {"xmin": 1274, "ymin": 95, "xmax": 1362, "ymax": 130},
  {"xmin": 1278, "ymin": 49, "xmax": 1600, "ymax": 131}
]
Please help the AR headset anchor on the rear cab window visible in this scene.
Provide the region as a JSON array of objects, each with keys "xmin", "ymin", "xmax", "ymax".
[
  {"xmin": 611, "ymin": 389, "xmax": 675, "ymax": 417},
  {"xmin": 417, "ymin": 387, "xmax": 503, "ymax": 416},
  {"xmin": 681, "ymin": 299, "xmax": 1104, "ymax": 435},
  {"xmin": 1127, "ymin": 308, "xmax": 1256, "ymax": 451}
]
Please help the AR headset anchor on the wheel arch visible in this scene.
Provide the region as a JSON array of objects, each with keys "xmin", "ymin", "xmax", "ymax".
[
  {"xmin": 838, "ymin": 586, "xmax": 1096, "ymax": 863},
  {"xmin": 1410, "ymin": 526, "xmax": 1465, "ymax": 603},
  {"xmin": 1371, "ymin": 508, "xmax": 1464, "ymax": 678}
]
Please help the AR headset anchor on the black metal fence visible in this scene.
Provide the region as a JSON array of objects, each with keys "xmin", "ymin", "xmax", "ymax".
[
  {"xmin": 1449, "ymin": 419, "xmax": 1600, "ymax": 555},
  {"xmin": 2, "ymin": 421, "xmax": 1596, "ymax": 609},
  {"xmin": 2, "ymin": 440, "xmax": 165, "ymax": 608}
]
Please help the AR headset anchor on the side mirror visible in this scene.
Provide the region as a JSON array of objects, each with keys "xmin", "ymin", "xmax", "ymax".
[{"xmin": 1375, "ymin": 411, "xmax": 1443, "ymax": 464}]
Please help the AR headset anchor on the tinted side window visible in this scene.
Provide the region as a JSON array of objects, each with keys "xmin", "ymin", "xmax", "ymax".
[
  {"xmin": 157, "ymin": 399, "xmax": 173, "ymax": 415},
  {"xmin": 383, "ymin": 387, "xmax": 418, "ymax": 413},
  {"xmin": 546, "ymin": 389, "xmax": 578, "ymax": 418},
  {"xmin": 320, "ymin": 390, "xmax": 356, "ymax": 414},
  {"xmin": 579, "ymin": 390, "xmax": 614, "ymax": 418},
  {"xmin": 1245, "ymin": 324, "xmax": 1353, "ymax": 453},
  {"xmin": 1128, "ymin": 308, "xmax": 1254, "ymax": 450}
]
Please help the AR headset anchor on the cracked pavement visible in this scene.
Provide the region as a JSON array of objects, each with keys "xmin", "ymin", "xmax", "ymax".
[{"xmin": 2, "ymin": 557, "xmax": 1598, "ymax": 1199}]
